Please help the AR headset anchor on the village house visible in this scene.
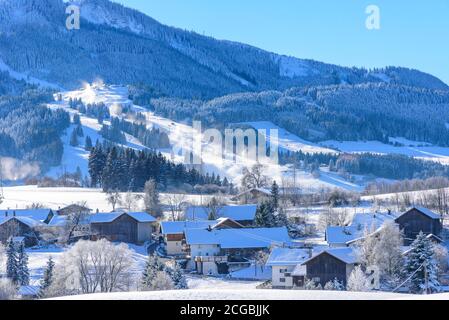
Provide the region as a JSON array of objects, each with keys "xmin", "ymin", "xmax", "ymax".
[
  {"xmin": 90, "ymin": 212, "xmax": 157, "ymax": 244},
  {"xmin": 266, "ymin": 248, "xmax": 312, "ymax": 289},
  {"xmin": 184, "ymin": 227, "xmax": 290, "ymax": 276},
  {"xmin": 325, "ymin": 225, "xmax": 365, "ymax": 248},
  {"xmin": 0, "ymin": 209, "xmax": 54, "ymax": 224},
  {"xmin": 57, "ymin": 204, "xmax": 92, "ymax": 216},
  {"xmin": 301, "ymin": 247, "xmax": 360, "ymax": 287},
  {"xmin": 0, "ymin": 217, "xmax": 43, "ymax": 247},
  {"xmin": 159, "ymin": 218, "xmax": 245, "ymax": 256},
  {"xmin": 184, "ymin": 205, "xmax": 257, "ymax": 226},
  {"xmin": 395, "ymin": 207, "xmax": 443, "ymax": 245}
]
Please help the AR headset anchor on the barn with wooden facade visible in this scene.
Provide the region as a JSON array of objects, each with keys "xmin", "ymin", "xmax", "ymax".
[
  {"xmin": 90, "ymin": 212, "xmax": 157, "ymax": 244},
  {"xmin": 300, "ymin": 247, "xmax": 359, "ymax": 287},
  {"xmin": 0, "ymin": 216, "xmax": 43, "ymax": 247},
  {"xmin": 395, "ymin": 207, "xmax": 442, "ymax": 245}
]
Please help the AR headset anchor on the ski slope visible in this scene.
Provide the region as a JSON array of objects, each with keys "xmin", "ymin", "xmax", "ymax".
[
  {"xmin": 238, "ymin": 121, "xmax": 336, "ymax": 155},
  {"xmin": 42, "ymin": 84, "xmax": 369, "ymax": 192}
]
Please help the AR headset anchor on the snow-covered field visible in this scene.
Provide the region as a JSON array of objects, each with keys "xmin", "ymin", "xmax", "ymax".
[
  {"xmin": 52, "ymin": 289, "xmax": 449, "ymax": 300},
  {"xmin": 1, "ymin": 185, "xmax": 218, "ymax": 212},
  {"xmin": 321, "ymin": 140, "xmax": 449, "ymax": 165}
]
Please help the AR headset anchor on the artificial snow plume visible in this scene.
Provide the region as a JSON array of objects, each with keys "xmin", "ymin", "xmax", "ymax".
[{"xmin": 0, "ymin": 157, "xmax": 40, "ymax": 181}]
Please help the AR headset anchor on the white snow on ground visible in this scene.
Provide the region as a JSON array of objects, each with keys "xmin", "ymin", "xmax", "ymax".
[
  {"xmin": 51, "ymin": 290, "xmax": 449, "ymax": 300},
  {"xmin": 186, "ymin": 276, "xmax": 261, "ymax": 290},
  {"xmin": 229, "ymin": 264, "xmax": 272, "ymax": 281},
  {"xmin": 321, "ymin": 140, "xmax": 449, "ymax": 165},
  {"xmin": 238, "ymin": 121, "xmax": 336, "ymax": 155},
  {"xmin": 1, "ymin": 185, "xmax": 220, "ymax": 212},
  {"xmin": 24, "ymin": 244, "xmax": 148, "ymax": 288}
]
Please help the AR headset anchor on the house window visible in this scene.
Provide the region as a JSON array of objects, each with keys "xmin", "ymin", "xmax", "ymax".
[
  {"xmin": 280, "ymin": 278, "xmax": 286, "ymax": 283},
  {"xmin": 279, "ymin": 269, "xmax": 287, "ymax": 273}
]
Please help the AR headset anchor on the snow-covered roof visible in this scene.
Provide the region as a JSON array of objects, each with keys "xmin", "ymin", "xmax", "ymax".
[
  {"xmin": 185, "ymin": 205, "xmax": 257, "ymax": 222},
  {"xmin": 0, "ymin": 216, "xmax": 44, "ymax": 228},
  {"xmin": 396, "ymin": 207, "xmax": 441, "ymax": 220},
  {"xmin": 210, "ymin": 218, "xmax": 244, "ymax": 230},
  {"xmin": 19, "ymin": 285, "xmax": 40, "ymax": 297},
  {"xmin": 160, "ymin": 220, "xmax": 217, "ymax": 235},
  {"xmin": 303, "ymin": 247, "xmax": 359, "ymax": 265},
  {"xmin": 0, "ymin": 209, "xmax": 53, "ymax": 222},
  {"xmin": 48, "ymin": 215, "xmax": 69, "ymax": 227},
  {"xmin": 266, "ymin": 248, "xmax": 311, "ymax": 266},
  {"xmin": 351, "ymin": 212, "xmax": 396, "ymax": 230},
  {"xmin": 185, "ymin": 227, "xmax": 290, "ymax": 249},
  {"xmin": 292, "ymin": 264, "xmax": 307, "ymax": 276},
  {"xmin": 90, "ymin": 212, "xmax": 156, "ymax": 224},
  {"xmin": 326, "ymin": 226, "xmax": 364, "ymax": 246}
]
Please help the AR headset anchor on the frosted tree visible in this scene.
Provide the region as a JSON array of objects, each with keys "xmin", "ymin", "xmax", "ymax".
[
  {"xmin": 304, "ymin": 279, "xmax": 322, "ymax": 290},
  {"xmin": 69, "ymin": 129, "xmax": 79, "ymax": 147},
  {"xmin": 166, "ymin": 262, "xmax": 188, "ymax": 289},
  {"xmin": 0, "ymin": 243, "xmax": 5, "ymax": 275},
  {"xmin": 254, "ymin": 202, "xmax": 276, "ymax": 227},
  {"xmin": 40, "ymin": 257, "xmax": 55, "ymax": 294},
  {"xmin": 357, "ymin": 221, "xmax": 404, "ymax": 284},
  {"xmin": 16, "ymin": 242, "xmax": 29, "ymax": 286},
  {"xmin": 142, "ymin": 253, "xmax": 165, "ymax": 289},
  {"xmin": 6, "ymin": 238, "xmax": 18, "ymax": 284},
  {"xmin": 347, "ymin": 266, "xmax": 370, "ymax": 292},
  {"xmin": 433, "ymin": 244, "xmax": 449, "ymax": 275},
  {"xmin": 324, "ymin": 278, "xmax": 345, "ymax": 291},
  {"xmin": 55, "ymin": 240, "xmax": 134, "ymax": 294},
  {"xmin": 149, "ymin": 271, "xmax": 175, "ymax": 291},
  {"xmin": 404, "ymin": 232, "xmax": 440, "ymax": 294},
  {"xmin": 144, "ymin": 179, "xmax": 162, "ymax": 218},
  {"xmin": 0, "ymin": 279, "xmax": 16, "ymax": 300}
]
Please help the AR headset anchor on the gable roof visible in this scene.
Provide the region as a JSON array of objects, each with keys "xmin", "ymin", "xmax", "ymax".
[
  {"xmin": 266, "ymin": 248, "xmax": 312, "ymax": 266},
  {"xmin": 90, "ymin": 212, "xmax": 156, "ymax": 224},
  {"xmin": 326, "ymin": 226, "xmax": 364, "ymax": 246},
  {"xmin": 185, "ymin": 205, "xmax": 257, "ymax": 222},
  {"xmin": 160, "ymin": 220, "xmax": 217, "ymax": 235},
  {"xmin": 413, "ymin": 207, "xmax": 440, "ymax": 219},
  {"xmin": 210, "ymin": 217, "xmax": 245, "ymax": 230},
  {"xmin": 185, "ymin": 227, "xmax": 290, "ymax": 249},
  {"xmin": 0, "ymin": 216, "xmax": 44, "ymax": 228},
  {"xmin": 0, "ymin": 209, "xmax": 53, "ymax": 223},
  {"xmin": 303, "ymin": 247, "xmax": 359, "ymax": 265}
]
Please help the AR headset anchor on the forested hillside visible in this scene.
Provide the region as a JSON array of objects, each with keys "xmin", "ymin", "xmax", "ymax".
[
  {"xmin": 0, "ymin": 0, "xmax": 446, "ymax": 100},
  {"xmin": 151, "ymin": 83, "xmax": 449, "ymax": 146}
]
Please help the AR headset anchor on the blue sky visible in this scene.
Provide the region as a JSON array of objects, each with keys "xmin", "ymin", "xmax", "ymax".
[{"xmin": 115, "ymin": 0, "xmax": 449, "ymax": 84}]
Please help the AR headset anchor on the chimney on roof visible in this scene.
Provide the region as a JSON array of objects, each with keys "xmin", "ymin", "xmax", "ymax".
[
  {"xmin": 5, "ymin": 211, "xmax": 7, "ymax": 217},
  {"xmin": 13, "ymin": 211, "xmax": 16, "ymax": 217}
]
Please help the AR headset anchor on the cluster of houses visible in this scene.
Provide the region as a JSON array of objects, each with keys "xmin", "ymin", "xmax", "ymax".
[
  {"xmin": 0, "ymin": 205, "xmax": 158, "ymax": 247},
  {"xmin": 0, "ymin": 201, "xmax": 446, "ymax": 290},
  {"xmin": 267, "ymin": 206, "xmax": 444, "ymax": 289}
]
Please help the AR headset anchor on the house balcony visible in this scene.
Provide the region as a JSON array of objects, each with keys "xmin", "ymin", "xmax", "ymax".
[{"xmin": 194, "ymin": 256, "xmax": 228, "ymax": 263}]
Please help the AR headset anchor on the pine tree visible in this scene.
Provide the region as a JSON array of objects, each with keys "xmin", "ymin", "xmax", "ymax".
[
  {"xmin": 271, "ymin": 180, "xmax": 279, "ymax": 210},
  {"xmin": 70, "ymin": 129, "xmax": 79, "ymax": 147},
  {"xmin": 166, "ymin": 262, "xmax": 188, "ymax": 289},
  {"xmin": 85, "ymin": 135, "xmax": 93, "ymax": 151},
  {"xmin": 254, "ymin": 202, "xmax": 276, "ymax": 227},
  {"xmin": 40, "ymin": 257, "xmax": 55, "ymax": 293},
  {"xmin": 404, "ymin": 232, "xmax": 440, "ymax": 294},
  {"xmin": 6, "ymin": 238, "xmax": 18, "ymax": 284},
  {"xmin": 142, "ymin": 254, "xmax": 165, "ymax": 289},
  {"xmin": 16, "ymin": 242, "xmax": 29, "ymax": 286},
  {"xmin": 76, "ymin": 124, "xmax": 84, "ymax": 137},
  {"xmin": 144, "ymin": 179, "xmax": 162, "ymax": 218}
]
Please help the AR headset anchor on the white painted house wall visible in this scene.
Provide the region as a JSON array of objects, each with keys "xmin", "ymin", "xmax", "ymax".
[{"xmin": 271, "ymin": 265, "xmax": 295, "ymax": 289}]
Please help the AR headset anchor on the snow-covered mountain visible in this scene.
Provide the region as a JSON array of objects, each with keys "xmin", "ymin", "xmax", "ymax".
[{"xmin": 0, "ymin": 0, "xmax": 446, "ymax": 99}]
